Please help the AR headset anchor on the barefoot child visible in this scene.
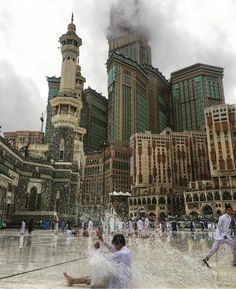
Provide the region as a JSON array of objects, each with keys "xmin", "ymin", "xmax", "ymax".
[{"xmin": 63, "ymin": 232, "xmax": 132, "ymax": 288}]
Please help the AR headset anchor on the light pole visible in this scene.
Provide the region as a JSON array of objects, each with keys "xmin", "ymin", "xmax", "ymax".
[{"xmin": 101, "ymin": 141, "xmax": 109, "ymax": 219}]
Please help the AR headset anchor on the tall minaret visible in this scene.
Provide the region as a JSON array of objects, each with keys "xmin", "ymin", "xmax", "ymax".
[{"xmin": 49, "ymin": 15, "xmax": 85, "ymax": 163}]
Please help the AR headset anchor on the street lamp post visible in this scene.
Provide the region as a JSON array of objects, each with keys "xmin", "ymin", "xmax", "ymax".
[{"xmin": 101, "ymin": 141, "xmax": 109, "ymax": 219}]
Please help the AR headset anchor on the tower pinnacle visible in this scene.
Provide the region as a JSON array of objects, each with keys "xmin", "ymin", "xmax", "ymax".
[{"xmin": 71, "ymin": 13, "xmax": 74, "ymax": 23}]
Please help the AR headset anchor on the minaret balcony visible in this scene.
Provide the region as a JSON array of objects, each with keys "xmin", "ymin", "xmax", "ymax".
[
  {"xmin": 51, "ymin": 114, "xmax": 78, "ymax": 130},
  {"xmin": 50, "ymin": 96, "xmax": 80, "ymax": 109}
]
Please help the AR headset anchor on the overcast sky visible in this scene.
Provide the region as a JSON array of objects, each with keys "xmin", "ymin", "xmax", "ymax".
[{"xmin": 0, "ymin": 0, "xmax": 236, "ymax": 131}]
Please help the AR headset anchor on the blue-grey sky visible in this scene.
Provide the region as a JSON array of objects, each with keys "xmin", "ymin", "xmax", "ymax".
[{"xmin": 0, "ymin": 0, "xmax": 236, "ymax": 131}]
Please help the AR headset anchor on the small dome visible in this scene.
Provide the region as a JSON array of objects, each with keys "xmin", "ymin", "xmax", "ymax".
[{"xmin": 68, "ymin": 22, "xmax": 76, "ymax": 32}]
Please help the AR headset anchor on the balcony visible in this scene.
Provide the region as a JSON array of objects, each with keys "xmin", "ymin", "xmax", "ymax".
[{"xmin": 51, "ymin": 114, "xmax": 77, "ymax": 129}]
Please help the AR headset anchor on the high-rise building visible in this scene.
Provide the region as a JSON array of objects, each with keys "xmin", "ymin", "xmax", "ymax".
[
  {"xmin": 82, "ymin": 142, "xmax": 131, "ymax": 217},
  {"xmin": 107, "ymin": 0, "xmax": 151, "ymax": 66},
  {"xmin": 171, "ymin": 63, "xmax": 224, "ymax": 131},
  {"xmin": 143, "ymin": 65, "xmax": 170, "ymax": 133},
  {"xmin": 107, "ymin": 53, "xmax": 149, "ymax": 144},
  {"xmin": 205, "ymin": 104, "xmax": 236, "ymax": 187},
  {"xmin": 183, "ymin": 104, "xmax": 236, "ymax": 217},
  {"xmin": 129, "ymin": 128, "xmax": 210, "ymax": 218},
  {"xmin": 107, "ymin": 0, "xmax": 170, "ymax": 145},
  {"xmin": 44, "ymin": 76, "xmax": 60, "ymax": 144},
  {"xmin": 81, "ymin": 87, "xmax": 108, "ymax": 153}
]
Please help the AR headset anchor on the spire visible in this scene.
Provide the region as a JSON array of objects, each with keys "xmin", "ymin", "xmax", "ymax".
[{"xmin": 68, "ymin": 13, "xmax": 76, "ymax": 33}]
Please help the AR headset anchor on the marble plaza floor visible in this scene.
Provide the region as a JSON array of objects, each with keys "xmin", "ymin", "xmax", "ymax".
[{"xmin": 0, "ymin": 229, "xmax": 235, "ymax": 289}]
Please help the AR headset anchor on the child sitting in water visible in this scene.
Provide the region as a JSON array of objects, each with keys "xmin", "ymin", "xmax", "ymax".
[{"xmin": 63, "ymin": 231, "xmax": 132, "ymax": 288}]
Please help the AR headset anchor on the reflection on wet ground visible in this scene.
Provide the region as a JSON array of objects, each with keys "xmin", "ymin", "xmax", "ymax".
[{"xmin": 0, "ymin": 229, "xmax": 235, "ymax": 288}]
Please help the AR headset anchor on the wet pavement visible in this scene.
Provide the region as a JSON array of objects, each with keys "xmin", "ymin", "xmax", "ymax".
[{"xmin": 0, "ymin": 229, "xmax": 235, "ymax": 288}]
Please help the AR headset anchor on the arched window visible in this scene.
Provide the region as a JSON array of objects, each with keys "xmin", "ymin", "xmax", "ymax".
[
  {"xmin": 233, "ymin": 192, "xmax": 236, "ymax": 200},
  {"xmin": 129, "ymin": 199, "xmax": 133, "ymax": 206},
  {"xmin": 134, "ymin": 199, "xmax": 137, "ymax": 206},
  {"xmin": 203, "ymin": 205, "xmax": 213, "ymax": 215},
  {"xmin": 138, "ymin": 198, "xmax": 141, "ymax": 205},
  {"xmin": 147, "ymin": 198, "xmax": 151, "ymax": 205},
  {"xmin": 29, "ymin": 187, "xmax": 37, "ymax": 211},
  {"xmin": 152, "ymin": 197, "xmax": 157, "ymax": 205},
  {"xmin": 159, "ymin": 197, "xmax": 166, "ymax": 204},
  {"xmin": 200, "ymin": 193, "xmax": 206, "ymax": 201},
  {"xmin": 216, "ymin": 210, "xmax": 222, "ymax": 216},
  {"xmin": 193, "ymin": 194, "xmax": 199, "ymax": 202},
  {"xmin": 142, "ymin": 198, "xmax": 147, "ymax": 205},
  {"xmin": 223, "ymin": 191, "xmax": 232, "ymax": 200},
  {"xmin": 160, "ymin": 212, "xmax": 166, "ymax": 220},
  {"xmin": 186, "ymin": 194, "xmax": 192, "ymax": 202},
  {"xmin": 207, "ymin": 192, "xmax": 213, "ymax": 201},
  {"xmin": 214, "ymin": 191, "xmax": 221, "ymax": 200}
]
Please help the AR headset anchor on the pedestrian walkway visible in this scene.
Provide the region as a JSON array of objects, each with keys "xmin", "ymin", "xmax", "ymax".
[{"xmin": 0, "ymin": 230, "xmax": 235, "ymax": 288}]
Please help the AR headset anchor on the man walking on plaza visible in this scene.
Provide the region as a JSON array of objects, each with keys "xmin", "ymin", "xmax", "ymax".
[{"xmin": 202, "ymin": 204, "xmax": 236, "ymax": 267}]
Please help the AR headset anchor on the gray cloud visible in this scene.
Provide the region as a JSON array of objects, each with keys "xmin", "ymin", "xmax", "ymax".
[
  {"xmin": 140, "ymin": 0, "xmax": 236, "ymax": 103},
  {"xmin": 1, "ymin": 0, "xmax": 235, "ymax": 133},
  {"xmin": 0, "ymin": 60, "xmax": 44, "ymax": 131}
]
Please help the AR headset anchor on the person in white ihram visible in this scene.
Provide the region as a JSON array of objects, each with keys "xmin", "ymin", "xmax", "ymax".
[
  {"xmin": 88, "ymin": 219, "xmax": 93, "ymax": 236},
  {"xmin": 202, "ymin": 204, "xmax": 236, "ymax": 267},
  {"xmin": 137, "ymin": 217, "xmax": 144, "ymax": 238},
  {"xmin": 144, "ymin": 217, "xmax": 150, "ymax": 237},
  {"xmin": 19, "ymin": 219, "xmax": 26, "ymax": 249}
]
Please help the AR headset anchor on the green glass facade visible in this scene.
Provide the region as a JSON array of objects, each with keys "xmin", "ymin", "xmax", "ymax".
[
  {"xmin": 82, "ymin": 88, "xmax": 108, "ymax": 153},
  {"xmin": 107, "ymin": 54, "xmax": 149, "ymax": 144},
  {"xmin": 44, "ymin": 76, "xmax": 60, "ymax": 144},
  {"xmin": 171, "ymin": 64, "xmax": 224, "ymax": 131}
]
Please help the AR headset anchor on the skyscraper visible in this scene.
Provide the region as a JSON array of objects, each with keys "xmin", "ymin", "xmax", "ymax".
[
  {"xmin": 171, "ymin": 63, "xmax": 224, "ymax": 131},
  {"xmin": 81, "ymin": 87, "xmax": 108, "ymax": 153},
  {"xmin": 107, "ymin": 0, "xmax": 151, "ymax": 66},
  {"xmin": 107, "ymin": 0, "xmax": 170, "ymax": 144},
  {"xmin": 205, "ymin": 104, "xmax": 236, "ymax": 186},
  {"xmin": 107, "ymin": 53, "xmax": 149, "ymax": 144}
]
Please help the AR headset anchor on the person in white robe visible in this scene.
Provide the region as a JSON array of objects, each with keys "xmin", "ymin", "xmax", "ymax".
[
  {"xmin": 202, "ymin": 204, "xmax": 236, "ymax": 267},
  {"xmin": 137, "ymin": 218, "xmax": 144, "ymax": 238}
]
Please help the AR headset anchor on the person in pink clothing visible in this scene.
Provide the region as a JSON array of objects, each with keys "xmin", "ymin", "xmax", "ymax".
[{"xmin": 202, "ymin": 204, "xmax": 236, "ymax": 267}]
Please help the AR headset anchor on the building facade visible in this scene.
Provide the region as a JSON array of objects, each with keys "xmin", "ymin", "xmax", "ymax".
[
  {"xmin": 4, "ymin": 131, "xmax": 44, "ymax": 150},
  {"xmin": 82, "ymin": 142, "xmax": 131, "ymax": 218},
  {"xmin": 81, "ymin": 87, "xmax": 108, "ymax": 153},
  {"xmin": 0, "ymin": 16, "xmax": 86, "ymax": 224},
  {"xmin": 107, "ymin": 53, "xmax": 149, "ymax": 144},
  {"xmin": 129, "ymin": 128, "xmax": 210, "ymax": 219},
  {"xmin": 106, "ymin": 0, "xmax": 171, "ymax": 146},
  {"xmin": 184, "ymin": 104, "xmax": 236, "ymax": 217},
  {"xmin": 143, "ymin": 65, "xmax": 170, "ymax": 134},
  {"xmin": 171, "ymin": 63, "xmax": 225, "ymax": 131}
]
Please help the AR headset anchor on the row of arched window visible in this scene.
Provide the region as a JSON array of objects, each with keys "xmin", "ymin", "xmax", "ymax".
[
  {"xmin": 129, "ymin": 196, "xmax": 170, "ymax": 206},
  {"xmin": 185, "ymin": 191, "xmax": 236, "ymax": 202}
]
